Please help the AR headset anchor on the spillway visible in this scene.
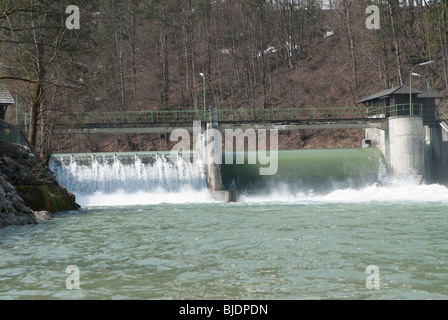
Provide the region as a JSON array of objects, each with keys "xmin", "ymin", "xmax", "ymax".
[
  {"xmin": 49, "ymin": 152, "xmax": 210, "ymax": 206},
  {"xmin": 50, "ymin": 148, "xmax": 386, "ymax": 205},
  {"xmin": 221, "ymin": 148, "xmax": 387, "ymax": 195}
]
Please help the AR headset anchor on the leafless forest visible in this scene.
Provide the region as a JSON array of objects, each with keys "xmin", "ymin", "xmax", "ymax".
[{"xmin": 1, "ymin": 0, "xmax": 447, "ymax": 161}]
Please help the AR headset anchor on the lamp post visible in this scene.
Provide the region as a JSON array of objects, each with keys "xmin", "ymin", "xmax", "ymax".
[
  {"xmin": 200, "ymin": 73, "xmax": 206, "ymax": 121},
  {"xmin": 410, "ymin": 60, "xmax": 435, "ymax": 115},
  {"xmin": 412, "ymin": 73, "xmax": 431, "ymax": 91}
]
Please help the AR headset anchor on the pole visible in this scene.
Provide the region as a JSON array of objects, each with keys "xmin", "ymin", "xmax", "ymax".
[
  {"xmin": 15, "ymin": 94, "xmax": 18, "ymax": 125},
  {"xmin": 410, "ymin": 60, "xmax": 435, "ymax": 116},
  {"xmin": 24, "ymin": 112, "xmax": 28, "ymax": 136},
  {"xmin": 200, "ymin": 73, "xmax": 206, "ymax": 121},
  {"xmin": 410, "ymin": 65, "xmax": 417, "ymax": 116},
  {"xmin": 412, "ymin": 73, "xmax": 431, "ymax": 90}
]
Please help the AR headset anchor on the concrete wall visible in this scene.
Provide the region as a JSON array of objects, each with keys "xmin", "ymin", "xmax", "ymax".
[
  {"xmin": 365, "ymin": 116, "xmax": 425, "ymax": 182},
  {"xmin": 364, "ymin": 127, "xmax": 386, "ymax": 158},
  {"xmin": 387, "ymin": 116, "xmax": 425, "ymax": 180},
  {"xmin": 429, "ymin": 123, "xmax": 448, "ymax": 184},
  {"xmin": 203, "ymin": 123, "xmax": 224, "ymax": 191},
  {"xmin": 201, "ymin": 123, "xmax": 237, "ymax": 202}
]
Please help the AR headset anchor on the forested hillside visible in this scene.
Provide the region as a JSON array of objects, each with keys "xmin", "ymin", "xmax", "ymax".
[{"xmin": 1, "ymin": 0, "xmax": 447, "ymax": 160}]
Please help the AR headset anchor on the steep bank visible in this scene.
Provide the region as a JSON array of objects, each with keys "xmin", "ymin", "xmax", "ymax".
[
  {"xmin": 0, "ymin": 172, "xmax": 36, "ymax": 228},
  {"xmin": 0, "ymin": 140, "xmax": 80, "ymax": 229}
]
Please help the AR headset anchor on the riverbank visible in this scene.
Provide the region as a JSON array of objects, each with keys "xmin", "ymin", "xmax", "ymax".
[{"xmin": 0, "ymin": 140, "xmax": 80, "ymax": 229}]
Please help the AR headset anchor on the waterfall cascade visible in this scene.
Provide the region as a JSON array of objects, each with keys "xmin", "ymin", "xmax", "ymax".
[
  {"xmin": 50, "ymin": 152, "xmax": 210, "ymax": 206},
  {"xmin": 50, "ymin": 148, "xmax": 389, "ymax": 206}
]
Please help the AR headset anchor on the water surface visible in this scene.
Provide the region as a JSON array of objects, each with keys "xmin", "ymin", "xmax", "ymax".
[{"xmin": 1, "ymin": 187, "xmax": 448, "ymax": 300}]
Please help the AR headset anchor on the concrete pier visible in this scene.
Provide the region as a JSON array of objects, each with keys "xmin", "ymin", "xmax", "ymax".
[
  {"xmin": 202, "ymin": 121, "xmax": 237, "ymax": 203},
  {"xmin": 427, "ymin": 122, "xmax": 448, "ymax": 184},
  {"xmin": 365, "ymin": 116, "xmax": 425, "ymax": 183},
  {"xmin": 387, "ymin": 116, "xmax": 425, "ymax": 181}
]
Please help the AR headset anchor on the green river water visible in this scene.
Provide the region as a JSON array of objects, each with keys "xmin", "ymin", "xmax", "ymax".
[{"xmin": 1, "ymin": 149, "xmax": 448, "ymax": 300}]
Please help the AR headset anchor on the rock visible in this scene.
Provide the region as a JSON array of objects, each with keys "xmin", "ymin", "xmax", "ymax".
[
  {"xmin": 33, "ymin": 210, "xmax": 54, "ymax": 220},
  {"xmin": 0, "ymin": 173, "xmax": 37, "ymax": 228},
  {"xmin": 0, "ymin": 140, "xmax": 80, "ymax": 229},
  {"xmin": 16, "ymin": 185, "xmax": 80, "ymax": 213}
]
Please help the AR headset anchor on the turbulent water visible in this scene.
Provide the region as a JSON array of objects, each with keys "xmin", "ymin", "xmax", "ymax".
[{"xmin": 1, "ymin": 150, "xmax": 448, "ymax": 300}]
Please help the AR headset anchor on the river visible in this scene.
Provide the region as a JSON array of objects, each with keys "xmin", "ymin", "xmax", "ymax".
[{"xmin": 1, "ymin": 150, "xmax": 448, "ymax": 300}]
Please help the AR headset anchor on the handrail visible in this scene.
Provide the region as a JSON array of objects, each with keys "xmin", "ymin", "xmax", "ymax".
[
  {"xmin": 0, "ymin": 119, "xmax": 30, "ymax": 147},
  {"xmin": 63, "ymin": 107, "xmax": 367, "ymax": 124},
  {"xmin": 365, "ymin": 103, "xmax": 424, "ymax": 118},
  {"xmin": 17, "ymin": 104, "xmax": 430, "ymax": 129}
]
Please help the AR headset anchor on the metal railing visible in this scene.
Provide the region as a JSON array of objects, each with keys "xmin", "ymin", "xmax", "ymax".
[
  {"xmin": 58, "ymin": 106, "xmax": 368, "ymax": 125},
  {"xmin": 17, "ymin": 104, "xmax": 431, "ymax": 130},
  {"xmin": 0, "ymin": 119, "xmax": 29, "ymax": 147},
  {"xmin": 366, "ymin": 103, "xmax": 425, "ymax": 118}
]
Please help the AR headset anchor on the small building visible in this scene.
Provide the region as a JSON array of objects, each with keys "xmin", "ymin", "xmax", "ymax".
[
  {"xmin": 358, "ymin": 85, "xmax": 441, "ymax": 125},
  {"xmin": 417, "ymin": 89, "xmax": 442, "ymax": 113},
  {"xmin": 0, "ymin": 82, "xmax": 15, "ymax": 121}
]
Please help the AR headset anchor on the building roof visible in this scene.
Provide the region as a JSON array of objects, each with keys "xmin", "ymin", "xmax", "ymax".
[
  {"xmin": 358, "ymin": 85, "xmax": 423, "ymax": 104},
  {"xmin": 0, "ymin": 82, "xmax": 14, "ymax": 104},
  {"xmin": 417, "ymin": 90, "xmax": 442, "ymax": 99}
]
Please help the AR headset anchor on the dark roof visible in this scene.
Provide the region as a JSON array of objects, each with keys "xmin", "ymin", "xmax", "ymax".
[
  {"xmin": 417, "ymin": 90, "xmax": 442, "ymax": 99},
  {"xmin": 0, "ymin": 82, "xmax": 14, "ymax": 104},
  {"xmin": 358, "ymin": 85, "xmax": 423, "ymax": 104}
]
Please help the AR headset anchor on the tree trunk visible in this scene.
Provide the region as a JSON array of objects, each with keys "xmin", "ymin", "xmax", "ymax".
[
  {"xmin": 29, "ymin": 81, "xmax": 42, "ymax": 150},
  {"xmin": 438, "ymin": 2, "xmax": 448, "ymax": 93},
  {"xmin": 388, "ymin": 1, "xmax": 403, "ymax": 85},
  {"xmin": 344, "ymin": 1, "xmax": 358, "ymax": 89}
]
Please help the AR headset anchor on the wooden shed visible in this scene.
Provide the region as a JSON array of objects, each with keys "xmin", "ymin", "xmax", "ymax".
[
  {"xmin": 0, "ymin": 82, "xmax": 15, "ymax": 121},
  {"xmin": 358, "ymin": 85, "xmax": 441, "ymax": 125}
]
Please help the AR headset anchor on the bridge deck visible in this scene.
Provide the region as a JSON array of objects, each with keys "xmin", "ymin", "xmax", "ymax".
[
  {"xmin": 53, "ymin": 118, "xmax": 387, "ymax": 135},
  {"xmin": 27, "ymin": 103, "xmax": 436, "ymax": 135}
]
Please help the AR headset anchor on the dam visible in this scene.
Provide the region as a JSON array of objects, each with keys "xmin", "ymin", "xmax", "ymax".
[
  {"xmin": 48, "ymin": 85, "xmax": 448, "ymax": 202},
  {"xmin": 50, "ymin": 118, "xmax": 448, "ymax": 204},
  {"xmin": 49, "ymin": 148, "xmax": 387, "ymax": 205}
]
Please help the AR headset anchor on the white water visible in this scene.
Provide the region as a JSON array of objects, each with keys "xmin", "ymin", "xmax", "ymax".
[
  {"xmin": 239, "ymin": 180, "xmax": 448, "ymax": 204},
  {"xmin": 50, "ymin": 153, "xmax": 448, "ymax": 207},
  {"xmin": 50, "ymin": 154, "xmax": 211, "ymax": 207}
]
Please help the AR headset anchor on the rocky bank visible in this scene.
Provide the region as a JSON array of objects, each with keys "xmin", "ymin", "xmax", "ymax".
[{"xmin": 0, "ymin": 140, "xmax": 80, "ymax": 229}]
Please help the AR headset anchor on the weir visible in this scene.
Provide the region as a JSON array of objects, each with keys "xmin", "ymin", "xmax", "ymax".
[
  {"xmin": 50, "ymin": 152, "xmax": 208, "ymax": 200},
  {"xmin": 50, "ymin": 90, "xmax": 448, "ymax": 201},
  {"xmin": 221, "ymin": 148, "xmax": 386, "ymax": 196},
  {"xmin": 49, "ymin": 118, "xmax": 433, "ymax": 204},
  {"xmin": 50, "ymin": 148, "xmax": 387, "ymax": 205}
]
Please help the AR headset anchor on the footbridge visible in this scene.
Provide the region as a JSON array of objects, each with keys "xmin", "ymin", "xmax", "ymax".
[{"xmin": 51, "ymin": 105, "xmax": 424, "ymax": 135}]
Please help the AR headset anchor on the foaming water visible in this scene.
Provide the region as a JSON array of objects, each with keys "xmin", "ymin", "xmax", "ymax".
[
  {"xmin": 239, "ymin": 181, "xmax": 448, "ymax": 204},
  {"xmin": 76, "ymin": 189, "xmax": 212, "ymax": 207},
  {"xmin": 50, "ymin": 150, "xmax": 448, "ymax": 208},
  {"xmin": 50, "ymin": 153, "xmax": 211, "ymax": 206}
]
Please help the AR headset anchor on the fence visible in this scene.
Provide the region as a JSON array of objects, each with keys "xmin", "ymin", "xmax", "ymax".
[
  {"xmin": 15, "ymin": 104, "xmax": 441, "ymax": 131},
  {"xmin": 0, "ymin": 119, "xmax": 29, "ymax": 147},
  {"xmin": 66, "ymin": 104, "xmax": 432, "ymax": 124},
  {"xmin": 59, "ymin": 106, "xmax": 367, "ymax": 125}
]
